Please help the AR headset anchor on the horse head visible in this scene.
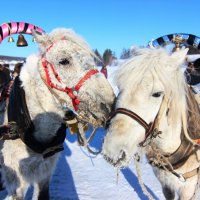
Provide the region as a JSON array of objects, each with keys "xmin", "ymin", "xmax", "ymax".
[
  {"xmin": 23, "ymin": 28, "xmax": 115, "ymax": 129},
  {"xmin": 102, "ymin": 48, "xmax": 189, "ymax": 168}
]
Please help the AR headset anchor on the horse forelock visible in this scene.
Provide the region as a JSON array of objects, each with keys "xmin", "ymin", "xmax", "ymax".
[
  {"xmin": 43, "ymin": 28, "xmax": 95, "ymax": 59},
  {"xmin": 114, "ymin": 48, "xmax": 194, "ymax": 143},
  {"xmin": 114, "ymin": 48, "xmax": 169, "ymax": 90}
]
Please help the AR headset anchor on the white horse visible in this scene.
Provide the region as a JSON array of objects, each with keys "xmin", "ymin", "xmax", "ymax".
[
  {"xmin": 102, "ymin": 48, "xmax": 200, "ymax": 200},
  {"xmin": 0, "ymin": 28, "xmax": 115, "ymax": 200}
]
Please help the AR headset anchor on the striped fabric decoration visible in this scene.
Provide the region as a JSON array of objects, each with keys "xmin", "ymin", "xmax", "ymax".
[
  {"xmin": 0, "ymin": 22, "xmax": 45, "ymax": 43},
  {"xmin": 148, "ymin": 33, "xmax": 200, "ymax": 50}
]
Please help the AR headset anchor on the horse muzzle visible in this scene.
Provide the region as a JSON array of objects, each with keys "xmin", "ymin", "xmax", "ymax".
[{"xmin": 102, "ymin": 150, "xmax": 128, "ymax": 168}]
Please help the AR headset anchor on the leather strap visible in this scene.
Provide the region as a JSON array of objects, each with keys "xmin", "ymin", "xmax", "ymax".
[{"xmin": 182, "ymin": 168, "xmax": 199, "ymax": 180}]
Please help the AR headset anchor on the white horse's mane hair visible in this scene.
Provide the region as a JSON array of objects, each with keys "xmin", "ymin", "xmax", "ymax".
[
  {"xmin": 42, "ymin": 28, "xmax": 95, "ymax": 58},
  {"xmin": 115, "ymin": 48, "xmax": 194, "ymax": 143},
  {"xmin": 21, "ymin": 28, "xmax": 97, "ymax": 89}
]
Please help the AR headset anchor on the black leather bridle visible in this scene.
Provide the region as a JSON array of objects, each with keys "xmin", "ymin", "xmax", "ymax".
[{"xmin": 106, "ymin": 108, "xmax": 155, "ymax": 146}]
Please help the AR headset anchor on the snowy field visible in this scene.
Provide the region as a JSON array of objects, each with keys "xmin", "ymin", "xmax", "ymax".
[{"xmin": 0, "ymin": 66, "xmax": 166, "ymax": 200}]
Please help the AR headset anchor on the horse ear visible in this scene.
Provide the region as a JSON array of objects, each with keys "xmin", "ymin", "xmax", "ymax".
[
  {"xmin": 171, "ymin": 48, "xmax": 189, "ymax": 66},
  {"xmin": 32, "ymin": 29, "xmax": 52, "ymax": 50}
]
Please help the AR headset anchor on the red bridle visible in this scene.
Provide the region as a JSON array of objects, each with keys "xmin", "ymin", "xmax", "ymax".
[{"xmin": 41, "ymin": 39, "xmax": 99, "ymax": 111}]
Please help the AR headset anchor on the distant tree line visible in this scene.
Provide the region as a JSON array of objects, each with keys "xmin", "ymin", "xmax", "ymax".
[
  {"xmin": 94, "ymin": 46, "xmax": 145, "ymax": 66},
  {"xmin": 93, "ymin": 49, "xmax": 115, "ymax": 67},
  {"xmin": 93, "ymin": 49, "xmax": 103, "ymax": 66},
  {"xmin": 120, "ymin": 48, "xmax": 131, "ymax": 59}
]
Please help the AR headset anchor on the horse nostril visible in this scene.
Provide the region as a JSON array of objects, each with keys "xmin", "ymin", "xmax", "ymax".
[
  {"xmin": 100, "ymin": 103, "xmax": 110, "ymax": 118},
  {"xmin": 100, "ymin": 102, "xmax": 108, "ymax": 111},
  {"xmin": 119, "ymin": 150, "xmax": 126, "ymax": 160}
]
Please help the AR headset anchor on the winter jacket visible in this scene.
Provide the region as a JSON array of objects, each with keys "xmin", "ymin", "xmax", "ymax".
[
  {"xmin": 184, "ymin": 68, "xmax": 200, "ymax": 85},
  {"xmin": 100, "ymin": 67, "xmax": 108, "ymax": 79}
]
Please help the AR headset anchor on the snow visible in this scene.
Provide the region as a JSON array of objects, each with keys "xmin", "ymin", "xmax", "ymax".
[
  {"xmin": 0, "ymin": 66, "xmax": 166, "ymax": 200},
  {"xmin": 49, "ymin": 132, "xmax": 165, "ymax": 200}
]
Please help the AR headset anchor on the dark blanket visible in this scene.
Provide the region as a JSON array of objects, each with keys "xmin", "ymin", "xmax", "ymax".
[
  {"xmin": 185, "ymin": 69, "xmax": 200, "ymax": 85},
  {"xmin": 7, "ymin": 76, "xmax": 66, "ymax": 158},
  {"xmin": 8, "ymin": 76, "xmax": 33, "ymax": 134}
]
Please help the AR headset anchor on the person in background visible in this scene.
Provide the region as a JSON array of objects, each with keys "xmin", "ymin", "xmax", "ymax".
[
  {"xmin": 0, "ymin": 64, "xmax": 11, "ymax": 191},
  {"xmin": 12, "ymin": 62, "xmax": 23, "ymax": 78},
  {"xmin": 185, "ymin": 58, "xmax": 200, "ymax": 85},
  {"xmin": 100, "ymin": 65, "xmax": 108, "ymax": 79},
  {"xmin": 0, "ymin": 64, "xmax": 11, "ymax": 90}
]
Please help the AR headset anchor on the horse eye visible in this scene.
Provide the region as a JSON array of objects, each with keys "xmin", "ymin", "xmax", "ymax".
[
  {"xmin": 59, "ymin": 59, "xmax": 70, "ymax": 65},
  {"xmin": 152, "ymin": 92, "xmax": 162, "ymax": 97}
]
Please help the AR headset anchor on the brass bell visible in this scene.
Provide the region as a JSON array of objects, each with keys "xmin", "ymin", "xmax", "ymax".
[
  {"xmin": 16, "ymin": 34, "xmax": 28, "ymax": 47},
  {"xmin": 8, "ymin": 35, "xmax": 14, "ymax": 43}
]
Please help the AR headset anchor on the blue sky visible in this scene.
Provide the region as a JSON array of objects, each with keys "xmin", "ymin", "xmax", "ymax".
[{"xmin": 0, "ymin": 0, "xmax": 200, "ymax": 58}]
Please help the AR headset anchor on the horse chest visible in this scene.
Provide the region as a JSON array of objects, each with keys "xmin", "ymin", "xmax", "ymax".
[{"xmin": 1, "ymin": 139, "xmax": 59, "ymax": 181}]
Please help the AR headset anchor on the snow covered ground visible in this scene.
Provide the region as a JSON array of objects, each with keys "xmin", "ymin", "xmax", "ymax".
[
  {"xmin": 0, "ymin": 66, "xmax": 166, "ymax": 200},
  {"xmin": 50, "ymin": 131, "xmax": 165, "ymax": 200}
]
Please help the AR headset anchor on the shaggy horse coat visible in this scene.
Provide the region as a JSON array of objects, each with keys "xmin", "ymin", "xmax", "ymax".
[
  {"xmin": 0, "ymin": 28, "xmax": 115, "ymax": 200},
  {"xmin": 103, "ymin": 48, "xmax": 200, "ymax": 200}
]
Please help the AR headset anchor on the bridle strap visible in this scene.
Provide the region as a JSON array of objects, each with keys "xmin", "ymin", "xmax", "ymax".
[
  {"xmin": 115, "ymin": 108, "xmax": 149, "ymax": 129},
  {"xmin": 41, "ymin": 55, "xmax": 99, "ymax": 111},
  {"xmin": 74, "ymin": 69, "xmax": 99, "ymax": 90},
  {"xmin": 110, "ymin": 108, "xmax": 154, "ymax": 144},
  {"xmin": 40, "ymin": 38, "xmax": 100, "ymax": 111}
]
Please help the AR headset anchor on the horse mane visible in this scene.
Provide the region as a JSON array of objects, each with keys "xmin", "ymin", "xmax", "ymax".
[
  {"xmin": 42, "ymin": 28, "xmax": 95, "ymax": 58},
  {"xmin": 20, "ymin": 28, "xmax": 96, "ymax": 87},
  {"xmin": 187, "ymin": 87, "xmax": 200, "ymax": 140},
  {"xmin": 114, "ymin": 48, "xmax": 197, "ymax": 144}
]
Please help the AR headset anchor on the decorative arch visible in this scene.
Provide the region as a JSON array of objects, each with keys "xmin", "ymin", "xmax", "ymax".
[
  {"xmin": 0, "ymin": 22, "xmax": 45, "ymax": 43},
  {"xmin": 148, "ymin": 33, "xmax": 200, "ymax": 51}
]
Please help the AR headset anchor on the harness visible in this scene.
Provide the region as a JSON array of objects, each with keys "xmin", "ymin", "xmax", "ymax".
[
  {"xmin": 108, "ymin": 104, "xmax": 200, "ymax": 181},
  {"xmin": 41, "ymin": 56, "xmax": 98, "ymax": 111},
  {"xmin": 0, "ymin": 76, "xmax": 67, "ymax": 158},
  {"xmin": 39, "ymin": 39, "xmax": 101, "ymax": 154},
  {"xmin": 106, "ymin": 108, "xmax": 155, "ymax": 146},
  {"xmin": 40, "ymin": 38, "xmax": 99, "ymax": 111}
]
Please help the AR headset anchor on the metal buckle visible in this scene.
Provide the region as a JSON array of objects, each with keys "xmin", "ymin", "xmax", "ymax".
[
  {"xmin": 178, "ymin": 173, "xmax": 186, "ymax": 182},
  {"xmin": 173, "ymin": 171, "xmax": 186, "ymax": 182}
]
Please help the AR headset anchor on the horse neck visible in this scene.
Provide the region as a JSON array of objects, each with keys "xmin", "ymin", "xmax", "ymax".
[
  {"xmin": 24, "ymin": 72, "xmax": 64, "ymax": 115},
  {"xmin": 20, "ymin": 59, "xmax": 66, "ymax": 141}
]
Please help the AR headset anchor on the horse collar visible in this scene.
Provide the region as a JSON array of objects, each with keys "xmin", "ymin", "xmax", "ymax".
[{"xmin": 41, "ymin": 56, "xmax": 99, "ymax": 111}]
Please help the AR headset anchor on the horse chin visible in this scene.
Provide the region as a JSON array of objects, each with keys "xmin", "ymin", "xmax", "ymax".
[{"xmin": 102, "ymin": 150, "xmax": 131, "ymax": 168}]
